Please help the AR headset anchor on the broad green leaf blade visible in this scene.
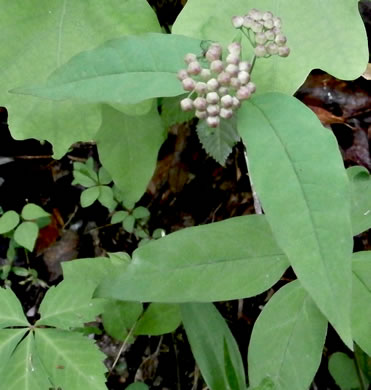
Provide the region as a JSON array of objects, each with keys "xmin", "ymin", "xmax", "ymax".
[
  {"xmin": 13, "ymin": 221, "xmax": 39, "ymax": 252},
  {"xmin": 13, "ymin": 33, "xmax": 204, "ymax": 105},
  {"xmin": 21, "ymin": 203, "xmax": 50, "ymax": 220},
  {"xmin": 95, "ymin": 215, "xmax": 289, "ymax": 302},
  {"xmin": 173, "ymin": 0, "xmax": 368, "ymax": 95},
  {"xmin": 0, "ymin": 329, "xmax": 28, "ymax": 379},
  {"xmin": 0, "ymin": 288, "xmax": 29, "ymax": 328},
  {"xmin": 96, "ymin": 105, "xmax": 166, "ymax": 205},
  {"xmin": 36, "ymin": 280, "xmax": 105, "ymax": 329},
  {"xmin": 134, "ymin": 303, "xmax": 181, "ymax": 336},
  {"xmin": 347, "ymin": 166, "xmax": 371, "ymax": 235},
  {"xmin": 248, "ymin": 280, "xmax": 327, "ymax": 390},
  {"xmin": 98, "ymin": 185, "xmax": 116, "ymax": 210},
  {"xmin": 1, "ymin": 333, "xmax": 51, "ymax": 390},
  {"xmin": 102, "ymin": 300, "xmax": 142, "ymax": 341},
  {"xmin": 0, "ymin": 210, "xmax": 19, "ymax": 234},
  {"xmin": 181, "ymin": 303, "xmax": 246, "ymax": 390},
  {"xmin": 238, "ymin": 93, "xmax": 353, "ymax": 348},
  {"xmin": 328, "ymin": 352, "xmax": 360, "ymax": 390},
  {"xmin": 351, "ymin": 251, "xmax": 371, "ymax": 356},
  {"xmin": 35, "ymin": 328, "xmax": 107, "ymax": 390},
  {"xmin": 1, "ymin": 0, "xmax": 161, "ymax": 158},
  {"xmin": 196, "ymin": 117, "xmax": 240, "ymax": 165},
  {"xmin": 81, "ymin": 186, "xmax": 100, "ymax": 207}
]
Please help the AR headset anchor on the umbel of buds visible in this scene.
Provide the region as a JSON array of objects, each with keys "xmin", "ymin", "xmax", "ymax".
[
  {"xmin": 232, "ymin": 9, "xmax": 290, "ymax": 58},
  {"xmin": 178, "ymin": 42, "xmax": 256, "ymax": 128}
]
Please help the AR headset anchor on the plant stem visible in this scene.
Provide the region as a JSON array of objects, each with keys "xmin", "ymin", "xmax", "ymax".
[{"xmin": 244, "ymin": 150, "xmax": 263, "ymax": 214}]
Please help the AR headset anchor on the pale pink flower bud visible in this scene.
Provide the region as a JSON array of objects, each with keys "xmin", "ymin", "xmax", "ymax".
[
  {"xmin": 195, "ymin": 110, "xmax": 207, "ymax": 119},
  {"xmin": 217, "ymin": 71, "xmax": 231, "ymax": 86},
  {"xmin": 194, "ymin": 97, "xmax": 207, "ymax": 110},
  {"xmin": 221, "ymin": 95, "xmax": 234, "ymax": 108},
  {"xmin": 209, "ymin": 43, "xmax": 223, "ymax": 57},
  {"xmin": 206, "ymin": 48, "xmax": 221, "ymax": 62},
  {"xmin": 207, "ymin": 104, "xmax": 220, "ymax": 116},
  {"xmin": 207, "ymin": 78, "xmax": 219, "ymax": 91},
  {"xmin": 239, "ymin": 61, "xmax": 252, "ymax": 72},
  {"xmin": 246, "ymin": 81, "xmax": 256, "ymax": 93},
  {"xmin": 225, "ymin": 64, "xmax": 239, "ymax": 76},
  {"xmin": 275, "ymin": 34, "xmax": 287, "ymax": 46},
  {"xmin": 232, "ymin": 15, "xmax": 244, "ymax": 28},
  {"xmin": 226, "ymin": 53, "xmax": 240, "ymax": 65},
  {"xmin": 232, "ymin": 96, "xmax": 241, "ymax": 109},
  {"xmin": 182, "ymin": 77, "xmax": 196, "ymax": 91},
  {"xmin": 248, "ymin": 9, "xmax": 262, "ymax": 21},
  {"xmin": 255, "ymin": 32, "xmax": 267, "ymax": 45},
  {"xmin": 267, "ymin": 43, "xmax": 278, "ymax": 55},
  {"xmin": 195, "ymin": 82, "xmax": 208, "ymax": 94},
  {"xmin": 188, "ymin": 61, "xmax": 201, "ymax": 75},
  {"xmin": 254, "ymin": 45, "xmax": 267, "ymax": 57},
  {"xmin": 243, "ymin": 16, "xmax": 254, "ymax": 28},
  {"xmin": 278, "ymin": 46, "xmax": 290, "ymax": 57},
  {"xmin": 273, "ymin": 17, "xmax": 282, "ymax": 28},
  {"xmin": 220, "ymin": 108, "xmax": 233, "ymax": 119},
  {"xmin": 236, "ymin": 86, "xmax": 251, "ymax": 100},
  {"xmin": 238, "ymin": 71, "xmax": 250, "ymax": 84},
  {"xmin": 218, "ymin": 86, "xmax": 229, "ymax": 96},
  {"xmin": 230, "ymin": 77, "xmax": 241, "ymax": 89},
  {"xmin": 265, "ymin": 30, "xmax": 275, "ymax": 41},
  {"xmin": 227, "ymin": 42, "xmax": 241, "ymax": 55},
  {"xmin": 251, "ymin": 21, "xmax": 263, "ymax": 33},
  {"xmin": 184, "ymin": 53, "xmax": 197, "ymax": 64},
  {"xmin": 200, "ymin": 68, "xmax": 212, "ymax": 80},
  {"xmin": 210, "ymin": 60, "xmax": 224, "ymax": 73},
  {"xmin": 180, "ymin": 98, "xmax": 194, "ymax": 111},
  {"xmin": 207, "ymin": 116, "xmax": 220, "ymax": 128},
  {"xmin": 177, "ymin": 69, "xmax": 188, "ymax": 81},
  {"xmin": 262, "ymin": 11, "xmax": 273, "ymax": 21},
  {"xmin": 206, "ymin": 92, "xmax": 219, "ymax": 104},
  {"xmin": 263, "ymin": 19, "xmax": 274, "ymax": 29}
]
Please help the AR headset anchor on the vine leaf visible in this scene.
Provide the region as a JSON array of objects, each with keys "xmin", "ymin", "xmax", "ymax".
[
  {"xmin": 238, "ymin": 93, "xmax": 353, "ymax": 348},
  {"xmin": 248, "ymin": 281, "xmax": 327, "ymax": 390},
  {"xmin": 95, "ymin": 215, "xmax": 289, "ymax": 302},
  {"xmin": 196, "ymin": 116, "xmax": 240, "ymax": 165},
  {"xmin": 0, "ymin": 0, "xmax": 161, "ymax": 158}
]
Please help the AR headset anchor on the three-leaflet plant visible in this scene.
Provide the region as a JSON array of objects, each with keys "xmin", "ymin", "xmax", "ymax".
[{"xmin": 0, "ymin": 0, "xmax": 370, "ymax": 389}]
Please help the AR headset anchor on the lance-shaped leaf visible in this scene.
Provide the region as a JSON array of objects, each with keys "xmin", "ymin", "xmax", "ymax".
[
  {"xmin": 238, "ymin": 93, "xmax": 353, "ymax": 348},
  {"xmin": 35, "ymin": 328, "xmax": 107, "ymax": 390},
  {"xmin": 95, "ymin": 215, "xmax": 289, "ymax": 302},
  {"xmin": 181, "ymin": 303, "xmax": 246, "ymax": 390},
  {"xmin": 347, "ymin": 166, "xmax": 371, "ymax": 236},
  {"xmin": 0, "ymin": 288, "xmax": 29, "ymax": 328},
  {"xmin": 248, "ymin": 281, "xmax": 327, "ymax": 390},
  {"xmin": 173, "ymin": 0, "xmax": 368, "ymax": 95},
  {"xmin": 1, "ymin": 332, "xmax": 52, "ymax": 390},
  {"xmin": 96, "ymin": 104, "xmax": 166, "ymax": 204},
  {"xmin": 351, "ymin": 251, "xmax": 371, "ymax": 356},
  {"xmin": 1, "ymin": 0, "xmax": 161, "ymax": 158},
  {"xmin": 12, "ymin": 33, "xmax": 203, "ymax": 106},
  {"xmin": 36, "ymin": 280, "xmax": 106, "ymax": 329}
]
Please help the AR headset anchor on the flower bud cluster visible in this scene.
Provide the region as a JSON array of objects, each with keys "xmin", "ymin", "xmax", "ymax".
[
  {"xmin": 178, "ymin": 42, "xmax": 256, "ymax": 128},
  {"xmin": 232, "ymin": 9, "xmax": 290, "ymax": 58}
]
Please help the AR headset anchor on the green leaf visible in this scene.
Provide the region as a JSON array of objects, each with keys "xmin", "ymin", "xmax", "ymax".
[
  {"xmin": 133, "ymin": 206, "xmax": 150, "ymax": 219},
  {"xmin": 96, "ymin": 105, "xmax": 166, "ymax": 205},
  {"xmin": 161, "ymin": 94, "xmax": 195, "ymax": 128},
  {"xmin": 0, "ymin": 329, "xmax": 28, "ymax": 379},
  {"xmin": 196, "ymin": 116, "xmax": 240, "ymax": 165},
  {"xmin": 13, "ymin": 34, "xmax": 203, "ymax": 105},
  {"xmin": 111, "ymin": 211, "xmax": 129, "ymax": 224},
  {"xmin": 102, "ymin": 300, "xmax": 142, "ymax": 341},
  {"xmin": 351, "ymin": 251, "xmax": 371, "ymax": 356},
  {"xmin": 73, "ymin": 168, "xmax": 98, "ymax": 187},
  {"xmin": 2, "ymin": 333, "xmax": 52, "ymax": 390},
  {"xmin": 347, "ymin": 166, "xmax": 371, "ymax": 235},
  {"xmin": 123, "ymin": 215, "xmax": 136, "ymax": 233},
  {"xmin": 80, "ymin": 186, "xmax": 100, "ymax": 208},
  {"xmin": 125, "ymin": 383, "xmax": 149, "ymax": 390},
  {"xmin": 97, "ymin": 185, "xmax": 116, "ymax": 210},
  {"xmin": 1, "ymin": 0, "xmax": 161, "ymax": 158},
  {"xmin": 0, "ymin": 210, "xmax": 19, "ymax": 234},
  {"xmin": 98, "ymin": 166, "xmax": 112, "ymax": 185},
  {"xmin": 248, "ymin": 280, "xmax": 327, "ymax": 390},
  {"xmin": 134, "ymin": 303, "xmax": 181, "ymax": 336},
  {"xmin": 95, "ymin": 215, "xmax": 289, "ymax": 302},
  {"xmin": 36, "ymin": 279, "xmax": 105, "ymax": 329},
  {"xmin": 173, "ymin": 0, "xmax": 368, "ymax": 95},
  {"xmin": 354, "ymin": 344, "xmax": 371, "ymax": 384},
  {"xmin": 35, "ymin": 328, "xmax": 107, "ymax": 390},
  {"xmin": 21, "ymin": 203, "xmax": 50, "ymax": 220},
  {"xmin": 328, "ymin": 352, "xmax": 359, "ymax": 390},
  {"xmin": 181, "ymin": 303, "xmax": 246, "ymax": 390},
  {"xmin": 13, "ymin": 221, "xmax": 39, "ymax": 252},
  {"xmin": 238, "ymin": 93, "xmax": 353, "ymax": 348}
]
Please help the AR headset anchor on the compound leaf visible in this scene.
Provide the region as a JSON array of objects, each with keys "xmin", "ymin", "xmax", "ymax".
[
  {"xmin": 35, "ymin": 328, "xmax": 107, "ymax": 390},
  {"xmin": 239, "ymin": 93, "xmax": 353, "ymax": 348},
  {"xmin": 95, "ymin": 215, "xmax": 289, "ymax": 302},
  {"xmin": 96, "ymin": 105, "xmax": 165, "ymax": 205},
  {"xmin": 248, "ymin": 281, "xmax": 327, "ymax": 390},
  {"xmin": 0, "ymin": 0, "xmax": 161, "ymax": 158},
  {"xmin": 173, "ymin": 0, "xmax": 368, "ymax": 95},
  {"xmin": 0, "ymin": 288, "xmax": 28, "ymax": 328},
  {"xmin": 181, "ymin": 303, "xmax": 246, "ymax": 390}
]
